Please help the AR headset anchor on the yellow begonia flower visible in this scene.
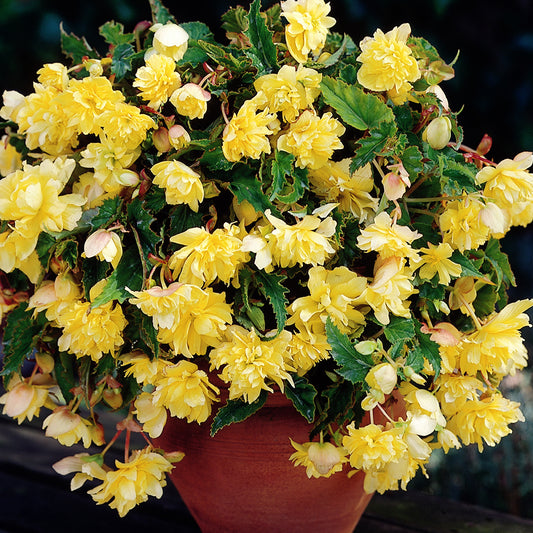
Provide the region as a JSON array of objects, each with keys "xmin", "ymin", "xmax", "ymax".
[
  {"xmin": 434, "ymin": 373, "xmax": 484, "ymax": 418},
  {"xmin": 287, "ymin": 329, "xmax": 330, "ymax": 376},
  {"xmin": 56, "ymin": 299, "xmax": 127, "ymax": 362},
  {"xmin": 152, "ymin": 22, "xmax": 189, "ymax": 62},
  {"xmin": 100, "ymin": 101, "xmax": 156, "ymax": 151},
  {"xmin": 152, "ymin": 360, "xmax": 219, "ymax": 423},
  {"xmin": 476, "ymin": 151, "xmax": 533, "ymax": 230},
  {"xmin": 439, "ymin": 195, "xmax": 490, "ymax": 252},
  {"xmin": 362, "ymin": 255, "xmax": 418, "ymax": 326},
  {"xmin": 0, "ymin": 89, "xmax": 25, "ymax": 122},
  {"xmin": 447, "ymin": 393, "xmax": 525, "ymax": 452},
  {"xmin": 169, "ymin": 223, "xmax": 249, "ymax": 287},
  {"xmin": 43, "ymin": 406, "xmax": 104, "ymax": 448},
  {"xmin": 0, "ymin": 230, "xmax": 42, "ymax": 283},
  {"xmin": 151, "ymin": 160, "xmax": 204, "ymax": 211},
  {"xmin": 128, "ymin": 282, "xmax": 232, "ymax": 358},
  {"xmin": 289, "ymin": 439, "xmax": 348, "ymax": 478},
  {"xmin": 357, "ymin": 23, "xmax": 420, "ymax": 104},
  {"xmin": 80, "ymin": 137, "xmax": 141, "ymax": 194},
  {"xmin": 133, "ymin": 53, "xmax": 181, "ymax": 110},
  {"xmin": 88, "ymin": 448, "xmax": 174, "ymax": 517},
  {"xmin": 366, "ymin": 363, "xmax": 397, "ymax": 395},
  {"xmin": 170, "ymin": 83, "xmax": 211, "ymax": 120},
  {"xmin": 450, "ymin": 299, "xmax": 532, "ymax": 378},
  {"xmin": 357, "ymin": 211, "xmax": 421, "ymax": 260},
  {"xmin": 53, "ymin": 453, "xmax": 107, "ymax": 492},
  {"xmin": 288, "ymin": 265, "xmax": 367, "ymax": 335},
  {"xmin": 0, "ymin": 135, "xmax": 22, "ymax": 177},
  {"xmin": 0, "ymin": 375, "xmax": 56, "ymax": 424},
  {"xmin": 27, "ymin": 274, "xmax": 82, "ymax": 324},
  {"xmin": 121, "ymin": 350, "xmax": 172, "ymax": 386},
  {"xmin": 222, "ymin": 100, "xmax": 278, "ymax": 162},
  {"xmin": 209, "ymin": 325, "xmax": 294, "ymax": 403},
  {"xmin": 83, "ymin": 229, "xmax": 123, "ymax": 269},
  {"xmin": 277, "ymin": 110, "xmax": 345, "ymax": 169},
  {"xmin": 134, "ymin": 392, "xmax": 168, "ymax": 438},
  {"xmin": 37, "ymin": 62, "xmax": 69, "ymax": 90},
  {"xmin": 308, "ymin": 160, "xmax": 378, "ymax": 222},
  {"xmin": 253, "ymin": 64, "xmax": 321, "ymax": 122},
  {"xmin": 411, "ymin": 242, "xmax": 462, "ymax": 285},
  {"xmin": 263, "ymin": 210, "xmax": 336, "ymax": 269},
  {"xmin": 281, "ymin": 0, "xmax": 336, "ymax": 64}
]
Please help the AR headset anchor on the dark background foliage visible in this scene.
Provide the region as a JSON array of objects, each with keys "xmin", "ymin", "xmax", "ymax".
[{"xmin": 1, "ymin": 0, "xmax": 533, "ymax": 518}]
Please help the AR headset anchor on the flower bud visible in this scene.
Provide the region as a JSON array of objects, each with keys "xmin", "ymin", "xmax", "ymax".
[
  {"xmin": 232, "ymin": 196, "xmax": 259, "ymax": 226},
  {"xmin": 153, "ymin": 127, "xmax": 171, "ymax": 153},
  {"xmin": 152, "ymin": 23, "xmax": 189, "ymax": 62},
  {"xmin": 307, "ymin": 441, "xmax": 346, "ymax": 476},
  {"xmin": 168, "ymin": 124, "xmax": 191, "ymax": 150},
  {"xmin": 83, "ymin": 229, "xmax": 123, "ymax": 269},
  {"xmin": 423, "ymin": 116, "xmax": 452, "ymax": 150},
  {"xmin": 365, "ymin": 363, "xmax": 397, "ymax": 395}
]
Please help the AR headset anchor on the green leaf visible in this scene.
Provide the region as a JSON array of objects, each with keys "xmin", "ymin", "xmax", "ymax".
[
  {"xmin": 228, "ymin": 166, "xmax": 276, "ymax": 216},
  {"xmin": 123, "ymin": 306, "xmax": 160, "ymax": 358},
  {"xmin": 438, "ymin": 154, "xmax": 478, "ymax": 195},
  {"xmin": 35, "ymin": 232, "xmax": 57, "ymax": 269},
  {"xmin": 351, "ymin": 121, "xmax": 398, "ymax": 169},
  {"xmin": 55, "ymin": 352, "xmax": 77, "ymax": 404},
  {"xmin": 401, "ymin": 145, "xmax": 424, "ymax": 179},
  {"xmin": 210, "ymin": 391, "xmax": 268, "ymax": 436},
  {"xmin": 81, "ymin": 257, "xmax": 111, "ymax": 300},
  {"xmin": 197, "ymin": 40, "xmax": 250, "ymax": 73},
  {"xmin": 484, "ymin": 238, "xmax": 516, "ymax": 289},
  {"xmin": 99, "ymin": 21, "xmax": 135, "ymax": 46},
  {"xmin": 111, "ymin": 43, "xmax": 137, "ymax": 81},
  {"xmin": 1, "ymin": 303, "xmax": 45, "ymax": 380},
  {"xmin": 168, "ymin": 204, "xmax": 204, "ymax": 238},
  {"xmin": 255, "ymin": 269, "xmax": 289, "ymax": 332},
  {"xmin": 384, "ymin": 316, "xmax": 416, "ymax": 345},
  {"xmin": 90, "ymin": 247, "xmax": 143, "ymax": 307},
  {"xmin": 320, "ymin": 77, "xmax": 395, "ymax": 130},
  {"xmin": 180, "ymin": 21, "xmax": 215, "ymax": 41},
  {"xmin": 149, "ymin": 0, "xmax": 177, "ymax": 24},
  {"xmin": 326, "ymin": 318, "xmax": 372, "ymax": 384},
  {"xmin": 451, "ymin": 250, "xmax": 484, "ymax": 278},
  {"xmin": 127, "ymin": 198, "xmax": 161, "ymax": 263},
  {"xmin": 54, "ymin": 238, "xmax": 78, "ymax": 269},
  {"xmin": 285, "ymin": 376, "xmax": 317, "ymax": 422},
  {"xmin": 473, "ymin": 284, "xmax": 498, "ymax": 317},
  {"xmin": 200, "ymin": 141, "xmax": 235, "ymax": 171},
  {"xmin": 269, "ymin": 151, "xmax": 308, "ymax": 203},
  {"xmin": 60, "ymin": 24, "xmax": 98, "ymax": 64},
  {"xmin": 405, "ymin": 345, "xmax": 425, "ymax": 373},
  {"xmin": 221, "ymin": 6, "xmax": 249, "ymax": 34},
  {"xmin": 418, "ymin": 330, "xmax": 441, "ymax": 377},
  {"xmin": 244, "ymin": 0, "xmax": 278, "ymax": 74},
  {"xmin": 89, "ymin": 196, "xmax": 123, "ymax": 229}
]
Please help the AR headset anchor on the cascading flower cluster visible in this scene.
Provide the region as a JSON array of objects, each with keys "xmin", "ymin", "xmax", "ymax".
[{"xmin": 0, "ymin": 0, "xmax": 531, "ymax": 517}]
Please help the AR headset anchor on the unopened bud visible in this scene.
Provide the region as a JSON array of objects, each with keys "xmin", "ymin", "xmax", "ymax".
[
  {"xmin": 153, "ymin": 127, "xmax": 171, "ymax": 153},
  {"xmin": 423, "ymin": 116, "xmax": 452, "ymax": 150}
]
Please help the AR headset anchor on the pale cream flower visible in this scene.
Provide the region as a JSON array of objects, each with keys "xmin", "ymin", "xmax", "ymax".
[
  {"xmin": 290, "ymin": 439, "xmax": 348, "ymax": 478},
  {"xmin": 83, "ymin": 229, "xmax": 123, "ymax": 269},
  {"xmin": 281, "ymin": 0, "xmax": 336, "ymax": 63},
  {"xmin": 152, "ymin": 22, "xmax": 189, "ymax": 62},
  {"xmin": 170, "ymin": 83, "xmax": 211, "ymax": 119}
]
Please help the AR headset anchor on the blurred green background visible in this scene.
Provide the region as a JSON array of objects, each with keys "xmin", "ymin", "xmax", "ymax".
[{"xmin": 1, "ymin": 0, "xmax": 533, "ymax": 520}]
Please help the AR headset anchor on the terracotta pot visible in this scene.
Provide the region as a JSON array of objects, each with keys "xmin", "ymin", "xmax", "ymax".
[{"xmin": 154, "ymin": 390, "xmax": 394, "ymax": 533}]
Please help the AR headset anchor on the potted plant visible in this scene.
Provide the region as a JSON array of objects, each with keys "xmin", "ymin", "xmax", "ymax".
[{"xmin": 0, "ymin": 0, "xmax": 531, "ymax": 530}]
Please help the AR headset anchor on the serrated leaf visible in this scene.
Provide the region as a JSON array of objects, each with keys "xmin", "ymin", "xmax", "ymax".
[
  {"xmin": 90, "ymin": 196, "xmax": 123, "ymax": 229},
  {"xmin": 180, "ymin": 21, "xmax": 215, "ymax": 41},
  {"xmin": 473, "ymin": 284, "xmax": 498, "ymax": 318},
  {"xmin": 200, "ymin": 141, "xmax": 235, "ymax": 171},
  {"xmin": 111, "ymin": 43, "xmax": 137, "ymax": 80},
  {"xmin": 149, "ymin": 0, "xmax": 177, "ymax": 24},
  {"xmin": 451, "ymin": 250, "xmax": 484, "ymax": 278},
  {"xmin": 210, "ymin": 391, "xmax": 267, "ymax": 436},
  {"xmin": 124, "ymin": 306, "xmax": 160, "ymax": 358},
  {"xmin": 90, "ymin": 247, "xmax": 143, "ymax": 307},
  {"xmin": 81, "ymin": 257, "xmax": 111, "ymax": 300},
  {"xmin": 351, "ymin": 121, "xmax": 398, "ymax": 170},
  {"xmin": 99, "ymin": 21, "xmax": 135, "ymax": 46},
  {"xmin": 270, "ymin": 151, "xmax": 308, "ymax": 203},
  {"xmin": 326, "ymin": 318, "xmax": 372, "ymax": 384},
  {"xmin": 197, "ymin": 40, "xmax": 250, "ymax": 73},
  {"xmin": 255, "ymin": 269, "xmax": 289, "ymax": 332},
  {"xmin": 60, "ymin": 24, "xmax": 98, "ymax": 64},
  {"xmin": 418, "ymin": 330, "xmax": 441, "ymax": 377},
  {"xmin": 484, "ymin": 238, "xmax": 516, "ymax": 289},
  {"xmin": 228, "ymin": 166, "xmax": 276, "ymax": 216},
  {"xmin": 384, "ymin": 316, "xmax": 416, "ymax": 345},
  {"xmin": 244, "ymin": 0, "xmax": 278, "ymax": 74},
  {"xmin": 405, "ymin": 345, "xmax": 425, "ymax": 373},
  {"xmin": 127, "ymin": 198, "xmax": 161, "ymax": 263},
  {"xmin": 401, "ymin": 145, "xmax": 424, "ymax": 179},
  {"xmin": 55, "ymin": 352, "xmax": 77, "ymax": 404},
  {"xmin": 285, "ymin": 376, "xmax": 317, "ymax": 422},
  {"xmin": 221, "ymin": 6, "xmax": 249, "ymax": 34},
  {"xmin": 1, "ymin": 303, "xmax": 45, "ymax": 380},
  {"xmin": 320, "ymin": 77, "xmax": 395, "ymax": 131},
  {"xmin": 168, "ymin": 204, "xmax": 204, "ymax": 238},
  {"xmin": 438, "ymin": 154, "xmax": 478, "ymax": 195},
  {"xmin": 35, "ymin": 232, "xmax": 56, "ymax": 268},
  {"xmin": 54, "ymin": 238, "xmax": 78, "ymax": 269}
]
